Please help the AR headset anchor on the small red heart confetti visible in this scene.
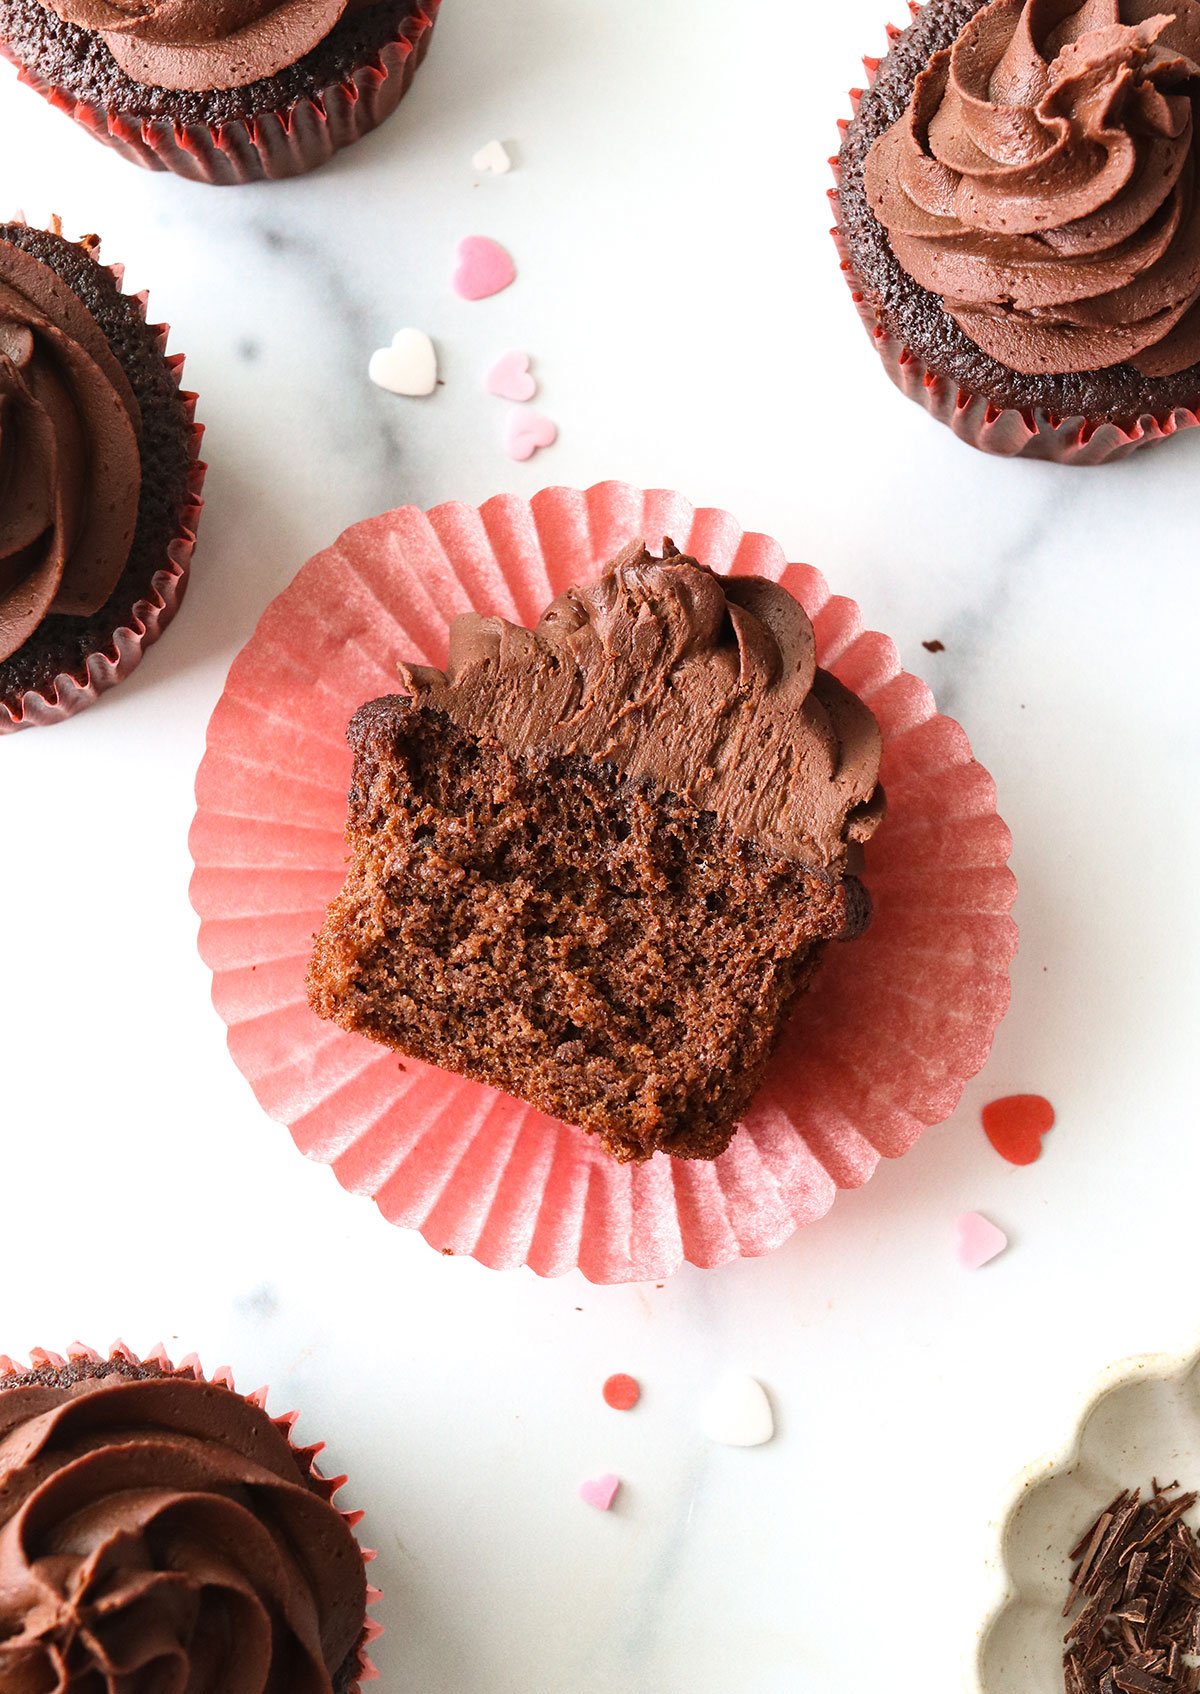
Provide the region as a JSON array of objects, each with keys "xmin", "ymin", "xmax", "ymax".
[
  {"xmin": 602, "ymin": 1374, "xmax": 640, "ymax": 1412},
  {"xmin": 982, "ymin": 1095, "xmax": 1056, "ymax": 1166},
  {"xmin": 579, "ymin": 1473, "xmax": 620, "ymax": 1511}
]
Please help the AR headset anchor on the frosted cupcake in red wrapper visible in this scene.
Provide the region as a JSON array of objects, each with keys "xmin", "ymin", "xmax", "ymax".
[
  {"xmin": 0, "ymin": 220, "xmax": 203, "ymax": 733},
  {"xmin": 0, "ymin": 0, "xmax": 440, "ymax": 183},
  {"xmin": 834, "ymin": 0, "xmax": 1200, "ymax": 463},
  {"xmin": 0, "ymin": 1341, "xmax": 378, "ymax": 1691}
]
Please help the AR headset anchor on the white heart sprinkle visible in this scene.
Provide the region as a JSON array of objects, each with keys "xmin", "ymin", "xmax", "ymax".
[
  {"xmin": 700, "ymin": 1374, "xmax": 774, "ymax": 1448},
  {"xmin": 473, "ymin": 139, "xmax": 512, "ymax": 175},
  {"xmin": 368, "ymin": 329, "xmax": 438, "ymax": 397}
]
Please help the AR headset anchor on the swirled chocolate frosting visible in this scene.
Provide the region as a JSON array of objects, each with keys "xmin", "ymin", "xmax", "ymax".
[
  {"xmin": 864, "ymin": 0, "xmax": 1200, "ymax": 376},
  {"xmin": 0, "ymin": 1365, "xmax": 367, "ymax": 1693},
  {"xmin": 400, "ymin": 541, "xmax": 885, "ymax": 872},
  {"xmin": 0, "ymin": 237, "xmax": 141, "ymax": 666},
  {"xmin": 38, "ymin": 0, "xmax": 369, "ymax": 90}
]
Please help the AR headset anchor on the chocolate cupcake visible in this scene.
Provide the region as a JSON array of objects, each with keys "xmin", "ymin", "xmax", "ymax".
[
  {"xmin": 0, "ymin": 0, "xmax": 440, "ymax": 183},
  {"xmin": 0, "ymin": 221, "xmax": 202, "ymax": 733},
  {"xmin": 835, "ymin": 0, "xmax": 1200, "ymax": 462},
  {"xmin": 0, "ymin": 1343, "xmax": 373, "ymax": 1691},
  {"xmin": 307, "ymin": 540, "xmax": 885, "ymax": 1164}
]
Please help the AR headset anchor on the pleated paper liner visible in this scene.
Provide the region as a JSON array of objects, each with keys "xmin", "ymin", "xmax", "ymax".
[
  {"xmin": 0, "ymin": 0, "xmax": 439, "ymax": 186},
  {"xmin": 189, "ymin": 483, "xmax": 1018, "ymax": 1284},
  {"xmin": 0, "ymin": 1340, "xmax": 381, "ymax": 1688},
  {"xmin": 0, "ymin": 237, "xmax": 205, "ymax": 733},
  {"xmin": 831, "ymin": 6, "xmax": 1200, "ymax": 465}
]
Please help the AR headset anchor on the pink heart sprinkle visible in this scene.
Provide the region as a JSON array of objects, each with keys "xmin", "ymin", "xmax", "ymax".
[
  {"xmin": 579, "ymin": 1473, "xmax": 620, "ymax": 1512},
  {"xmin": 486, "ymin": 350, "xmax": 537, "ymax": 402},
  {"xmin": 505, "ymin": 410, "xmax": 557, "ymax": 463},
  {"xmin": 453, "ymin": 236, "xmax": 516, "ymax": 302},
  {"xmin": 955, "ymin": 1212, "xmax": 1009, "ymax": 1270}
]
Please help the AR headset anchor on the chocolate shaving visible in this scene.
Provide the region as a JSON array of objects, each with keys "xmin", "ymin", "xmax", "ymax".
[{"xmin": 1065, "ymin": 1485, "xmax": 1200, "ymax": 1694}]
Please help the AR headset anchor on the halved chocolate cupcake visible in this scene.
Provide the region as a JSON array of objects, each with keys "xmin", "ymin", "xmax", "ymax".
[
  {"xmin": 835, "ymin": 0, "xmax": 1200, "ymax": 462},
  {"xmin": 307, "ymin": 541, "xmax": 884, "ymax": 1164},
  {"xmin": 0, "ymin": 0, "xmax": 440, "ymax": 183},
  {"xmin": 0, "ymin": 220, "xmax": 202, "ymax": 732},
  {"xmin": 0, "ymin": 1343, "xmax": 373, "ymax": 1692}
]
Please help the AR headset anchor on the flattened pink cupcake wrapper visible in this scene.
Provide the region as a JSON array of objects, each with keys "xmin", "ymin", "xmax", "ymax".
[
  {"xmin": 0, "ymin": 0, "xmax": 439, "ymax": 185},
  {"xmin": 189, "ymin": 483, "xmax": 1018, "ymax": 1284},
  {"xmin": 0, "ymin": 259, "xmax": 205, "ymax": 733},
  {"xmin": 0, "ymin": 1340, "xmax": 381, "ymax": 1686},
  {"xmin": 831, "ymin": 13, "xmax": 1200, "ymax": 465}
]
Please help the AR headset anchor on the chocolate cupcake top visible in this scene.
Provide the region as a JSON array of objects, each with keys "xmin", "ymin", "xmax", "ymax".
[
  {"xmin": 864, "ymin": 0, "xmax": 1200, "ymax": 376},
  {"xmin": 37, "ymin": 0, "xmax": 373, "ymax": 89},
  {"xmin": 0, "ymin": 1361, "xmax": 366, "ymax": 1692},
  {"xmin": 0, "ymin": 236, "xmax": 141, "ymax": 665},
  {"xmin": 399, "ymin": 540, "xmax": 885, "ymax": 872}
]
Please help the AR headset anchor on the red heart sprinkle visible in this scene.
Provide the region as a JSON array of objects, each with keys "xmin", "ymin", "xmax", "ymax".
[
  {"xmin": 982, "ymin": 1095, "xmax": 1056, "ymax": 1166},
  {"xmin": 603, "ymin": 1374, "xmax": 640, "ymax": 1412}
]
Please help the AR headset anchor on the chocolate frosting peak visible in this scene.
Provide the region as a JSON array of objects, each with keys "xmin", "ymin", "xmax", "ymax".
[
  {"xmin": 0, "ymin": 237, "xmax": 141, "ymax": 666},
  {"xmin": 401, "ymin": 541, "xmax": 885, "ymax": 872},
  {"xmin": 864, "ymin": 0, "xmax": 1200, "ymax": 376},
  {"xmin": 0, "ymin": 1365, "xmax": 366, "ymax": 1693},
  {"xmin": 37, "ymin": 0, "xmax": 355, "ymax": 90}
]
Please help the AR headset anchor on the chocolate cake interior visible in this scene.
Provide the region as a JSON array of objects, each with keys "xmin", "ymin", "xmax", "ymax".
[{"xmin": 307, "ymin": 700, "xmax": 867, "ymax": 1164}]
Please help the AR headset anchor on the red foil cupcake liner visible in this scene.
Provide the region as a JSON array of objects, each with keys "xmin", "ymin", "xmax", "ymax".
[
  {"xmin": 189, "ymin": 483, "xmax": 1018, "ymax": 1284},
  {"xmin": 831, "ymin": 16, "xmax": 1200, "ymax": 465},
  {"xmin": 0, "ymin": 1340, "xmax": 382, "ymax": 1687},
  {"xmin": 1, "ymin": 0, "xmax": 439, "ymax": 185},
  {"xmin": 0, "ymin": 257, "xmax": 205, "ymax": 734}
]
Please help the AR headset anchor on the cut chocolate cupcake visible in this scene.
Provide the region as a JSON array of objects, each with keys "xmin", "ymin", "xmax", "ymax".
[{"xmin": 308, "ymin": 542, "xmax": 884, "ymax": 1164}]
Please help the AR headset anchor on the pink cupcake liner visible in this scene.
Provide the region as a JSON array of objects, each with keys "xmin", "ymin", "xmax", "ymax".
[
  {"xmin": 0, "ymin": 1339, "xmax": 381, "ymax": 1686},
  {"xmin": 189, "ymin": 482, "xmax": 1018, "ymax": 1283},
  {"xmin": 0, "ymin": 0, "xmax": 439, "ymax": 185},
  {"xmin": 831, "ymin": 11, "xmax": 1200, "ymax": 465},
  {"xmin": 0, "ymin": 257, "xmax": 205, "ymax": 734}
]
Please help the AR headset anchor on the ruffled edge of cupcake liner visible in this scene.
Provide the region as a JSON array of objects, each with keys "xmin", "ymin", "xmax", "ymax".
[
  {"xmin": 189, "ymin": 481, "xmax": 1018, "ymax": 1283},
  {"xmin": 0, "ymin": 1340, "xmax": 382, "ymax": 1688},
  {"xmin": 830, "ymin": 6, "xmax": 1200, "ymax": 466},
  {"xmin": 0, "ymin": 0, "xmax": 439, "ymax": 185},
  {"xmin": 0, "ymin": 240, "xmax": 206, "ymax": 734}
]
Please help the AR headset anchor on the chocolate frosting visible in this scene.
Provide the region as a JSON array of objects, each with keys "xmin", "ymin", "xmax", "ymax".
[
  {"xmin": 864, "ymin": 0, "xmax": 1200, "ymax": 376},
  {"xmin": 0, "ymin": 237, "xmax": 141, "ymax": 666},
  {"xmin": 38, "ymin": 0, "xmax": 362, "ymax": 90},
  {"xmin": 400, "ymin": 541, "xmax": 885, "ymax": 873},
  {"xmin": 0, "ymin": 1367, "xmax": 366, "ymax": 1693}
]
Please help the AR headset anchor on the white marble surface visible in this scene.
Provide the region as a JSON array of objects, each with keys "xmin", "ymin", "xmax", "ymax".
[{"xmin": 3, "ymin": 2, "xmax": 1200, "ymax": 1689}]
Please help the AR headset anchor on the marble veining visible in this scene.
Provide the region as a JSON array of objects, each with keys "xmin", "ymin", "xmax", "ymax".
[{"xmin": 3, "ymin": 1, "xmax": 1200, "ymax": 1690}]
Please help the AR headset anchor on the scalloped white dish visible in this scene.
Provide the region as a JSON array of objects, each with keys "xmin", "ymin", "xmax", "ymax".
[{"xmin": 978, "ymin": 1350, "xmax": 1200, "ymax": 1694}]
